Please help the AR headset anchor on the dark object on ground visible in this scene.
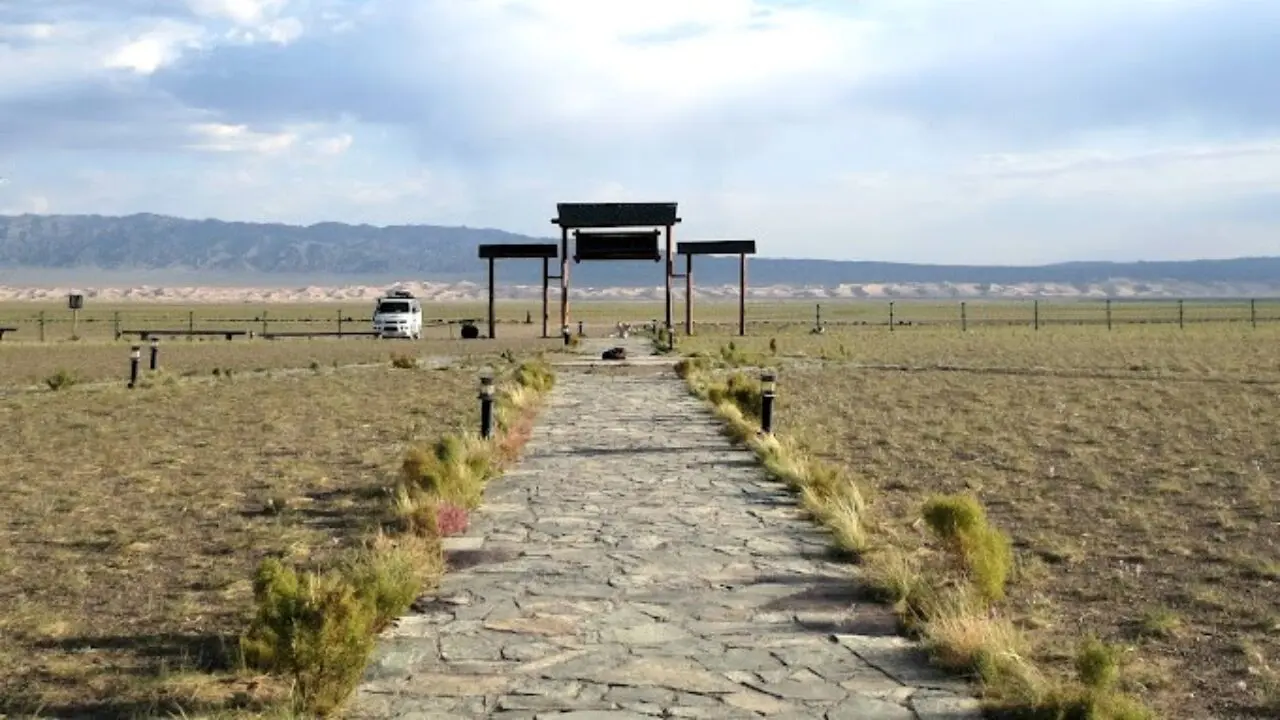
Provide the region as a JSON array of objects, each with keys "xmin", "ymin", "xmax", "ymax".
[
  {"xmin": 602, "ymin": 347, "xmax": 627, "ymax": 361},
  {"xmin": 460, "ymin": 323, "xmax": 481, "ymax": 340}
]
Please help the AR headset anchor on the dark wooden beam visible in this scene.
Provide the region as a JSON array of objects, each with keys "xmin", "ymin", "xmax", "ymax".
[
  {"xmin": 676, "ymin": 240, "xmax": 757, "ymax": 256},
  {"xmin": 478, "ymin": 243, "xmax": 559, "ymax": 259},
  {"xmin": 553, "ymin": 202, "xmax": 680, "ymax": 229},
  {"xmin": 573, "ymin": 230, "xmax": 662, "ymax": 262}
]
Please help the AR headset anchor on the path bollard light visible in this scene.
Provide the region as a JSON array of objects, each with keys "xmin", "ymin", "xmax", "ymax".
[
  {"xmin": 128, "ymin": 345, "xmax": 141, "ymax": 388},
  {"xmin": 562, "ymin": 324, "xmax": 571, "ymax": 347},
  {"xmin": 479, "ymin": 369, "xmax": 495, "ymax": 438},
  {"xmin": 761, "ymin": 370, "xmax": 777, "ymax": 434},
  {"xmin": 149, "ymin": 337, "xmax": 159, "ymax": 371}
]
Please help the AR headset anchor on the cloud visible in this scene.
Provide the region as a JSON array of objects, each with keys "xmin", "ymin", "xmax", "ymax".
[{"xmin": 1, "ymin": 0, "xmax": 1279, "ymax": 264}]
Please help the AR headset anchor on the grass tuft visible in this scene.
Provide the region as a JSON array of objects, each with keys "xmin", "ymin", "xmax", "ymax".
[{"xmin": 922, "ymin": 493, "xmax": 1014, "ymax": 603}]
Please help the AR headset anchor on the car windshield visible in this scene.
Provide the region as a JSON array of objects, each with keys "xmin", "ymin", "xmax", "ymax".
[{"xmin": 376, "ymin": 300, "xmax": 412, "ymax": 314}]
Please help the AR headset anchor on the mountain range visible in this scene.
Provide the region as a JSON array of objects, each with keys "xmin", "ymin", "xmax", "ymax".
[{"xmin": 2, "ymin": 213, "xmax": 1279, "ymax": 296}]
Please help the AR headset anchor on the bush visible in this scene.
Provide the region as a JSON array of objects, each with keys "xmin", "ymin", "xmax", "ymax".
[
  {"xmin": 705, "ymin": 371, "xmax": 763, "ymax": 420},
  {"xmin": 674, "ymin": 354, "xmax": 712, "ymax": 379},
  {"xmin": 390, "ymin": 353, "xmax": 418, "ymax": 369},
  {"xmin": 342, "ymin": 533, "xmax": 442, "ymax": 631},
  {"xmin": 514, "ymin": 359, "xmax": 555, "ymax": 393},
  {"xmin": 922, "ymin": 493, "xmax": 1014, "ymax": 603},
  {"xmin": 44, "ymin": 369, "xmax": 77, "ymax": 391},
  {"xmin": 435, "ymin": 501, "xmax": 469, "ymax": 536},
  {"xmin": 401, "ymin": 433, "xmax": 492, "ymax": 509},
  {"xmin": 240, "ymin": 558, "xmax": 377, "ymax": 716}
]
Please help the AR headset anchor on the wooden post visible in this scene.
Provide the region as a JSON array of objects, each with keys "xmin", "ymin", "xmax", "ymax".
[
  {"xmin": 541, "ymin": 256, "xmax": 549, "ymax": 338},
  {"xmin": 1251, "ymin": 298, "xmax": 1257, "ymax": 329},
  {"xmin": 815, "ymin": 303, "xmax": 822, "ymax": 330},
  {"xmin": 738, "ymin": 253, "xmax": 747, "ymax": 337},
  {"xmin": 487, "ymin": 256, "xmax": 496, "ymax": 339},
  {"xmin": 1034, "ymin": 300, "xmax": 1039, "ymax": 330},
  {"xmin": 664, "ymin": 225, "xmax": 674, "ymax": 333},
  {"xmin": 39, "ymin": 310, "xmax": 45, "ymax": 342},
  {"xmin": 1178, "ymin": 299, "xmax": 1184, "ymax": 329},
  {"xmin": 113, "ymin": 310, "xmax": 121, "ymax": 340},
  {"xmin": 889, "ymin": 301, "xmax": 895, "ymax": 331},
  {"xmin": 337, "ymin": 308, "xmax": 344, "ymax": 336},
  {"xmin": 188, "ymin": 310, "xmax": 195, "ymax": 339},
  {"xmin": 961, "ymin": 302, "xmax": 968, "ymax": 332},
  {"xmin": 1106, "ymin": 299, "xmax": 1112, "ymax": 331},
  {"xmin": 684, "ymin": 252, "xmax": 693, "ymax": 336},
  {"xmin": 559, "ymin": 226, "xmax": 569, "ymax": 335}
]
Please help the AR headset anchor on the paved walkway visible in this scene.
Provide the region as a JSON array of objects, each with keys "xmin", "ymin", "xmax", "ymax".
[{"xmin": 347, "ymin": 340, "xmax": 978, "ymax": 719}]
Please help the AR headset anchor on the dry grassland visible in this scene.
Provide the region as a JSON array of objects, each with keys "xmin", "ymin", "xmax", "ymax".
[
  {"xmin": 0, "ymin": 336, "xmax": 562, "ymax": 389},
  {"xmin": 688, "ymin": 325, "xmax": 1280, "ymax": 719},
  {"xmin": 0, "ymin": 360, "xmax": 496, "ymax": 717}
]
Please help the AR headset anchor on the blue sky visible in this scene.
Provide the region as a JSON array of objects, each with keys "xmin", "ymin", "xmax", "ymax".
[{"xmin": 1, "ymin": 0, "xmax": 1278, "ymax": 265}]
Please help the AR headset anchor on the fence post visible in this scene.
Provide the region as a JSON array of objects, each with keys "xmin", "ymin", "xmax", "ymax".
[
  {"xmin": 1106, "ymin": 299, "xmax": 1112, "ymax": 331},
  {"xmin": 889, "ymin": 301, "xmax": 895, "ymax": 332},
  {"xmin": 815, "ymin": 303, "xmax": 822, "ymax": 332},
  {"xmin": 39, "ymin": 310, "xmax": 46, "ymax": 342},
  {"xmin": 1178, "ymin": 299, "xmax": 1184, "ymax": 330},
  {"xmin": 1034, "ymin": 300, "xmax": 1039, "ymax": 331},
  {"xmin": 1251, "ymin": 299, "xmax": 1257, "ymax": 329},
  {"xmin": 113, "ymin": 311, "xmax": 121, "ymax": 340},
  {"xmin": 960, "ymin": 302, "xmax": 967, "ymax": 332},
  {"xmin": 338, "ymin": 308, "xmax": 344, "ymax": 336},
  {"xmin": 187, "ymin": 310, "xmax": 195, "ymax": 339}
]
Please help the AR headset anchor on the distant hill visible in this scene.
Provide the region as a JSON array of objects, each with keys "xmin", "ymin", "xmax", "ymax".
[{"xmin": 2, "ymin": 213, "xmax": 1279, "ymax": 293}]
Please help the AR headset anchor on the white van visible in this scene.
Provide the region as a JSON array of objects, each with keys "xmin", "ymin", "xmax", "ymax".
[{"xmin": 372, "ymin": 290, "xmax": 422, "ymax": 339}]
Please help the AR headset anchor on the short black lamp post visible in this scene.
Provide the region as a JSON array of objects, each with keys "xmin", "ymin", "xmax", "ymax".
[
  {"xmin": 562, "ymin": 324, "xmax": 572, "ymax": 347},
  {"xmin": 149, "ymin": 337, "xmax": 159, "ymax": 371},
  {"xmin": 479, "ymin": 369, "xmax": 495, "ymax": 438},
  {"xmin": 128, "ymin": 345, "xmax": 141, "ymax": 388},
  {"xmin": 761, "ymin": 370, "xmax": 777, "ymax": 434}
]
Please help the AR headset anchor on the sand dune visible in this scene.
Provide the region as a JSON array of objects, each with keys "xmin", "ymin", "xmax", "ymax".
[{"xmin": 0, "ymin": 278, "xmax": 1274, "ymax": 303}]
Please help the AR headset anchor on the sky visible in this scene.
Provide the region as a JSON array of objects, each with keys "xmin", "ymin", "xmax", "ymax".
[{"xmin": 1, "ymin": 0, "xmax": 1279, "ymax": 265}]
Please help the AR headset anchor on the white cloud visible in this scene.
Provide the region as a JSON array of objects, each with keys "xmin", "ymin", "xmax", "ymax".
[{"xmin": 186, "ymin": 123, "xmax": 297, "ymax": 153}]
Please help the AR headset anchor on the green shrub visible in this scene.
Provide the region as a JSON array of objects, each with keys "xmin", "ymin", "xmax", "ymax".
[
  {"xmin": 341, "ymin": 535, "xmax": 442, "ymax": 631},
  {"xmin": 1076, "ymin": 636, "xmax": 1121, "ymax": 691},
  {"xmin": 240, "ymin": 558, "xmax": 377, "ymax": 716},
  {"xmin": 922, "ymin": 493, "xmax": 1014, "ymax": 603}
]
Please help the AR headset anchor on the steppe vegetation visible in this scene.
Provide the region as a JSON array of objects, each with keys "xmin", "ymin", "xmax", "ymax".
[
  {"xmin": 0, "ymin": 322, "xmax": 557, "ymax": 717},
  {"xmin": 676, "ymin": 322, "xmax": 1280, "ymax": 719}
]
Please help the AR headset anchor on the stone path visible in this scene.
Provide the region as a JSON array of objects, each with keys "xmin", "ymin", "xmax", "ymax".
[{"xmin": 346, "ymin": 339, "xmax": 979, "ymax": 719}]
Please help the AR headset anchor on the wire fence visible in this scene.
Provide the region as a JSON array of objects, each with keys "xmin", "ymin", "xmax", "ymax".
[{"xmin": 1, "ymin": 298, "xmax": 1278, "ymax": 341}]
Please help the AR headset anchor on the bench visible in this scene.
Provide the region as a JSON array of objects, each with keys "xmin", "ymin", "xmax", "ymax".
[
  {"xmin": 0, "ymin": 326, "xmax": 16, "ymax": 340},
  {"xmin": 119, "ymin": 329, "xmax": 248, "ymax": 341},
  {"xmin": 261, "ymin": 331, "xmax": 382, "ymax": 339}
]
